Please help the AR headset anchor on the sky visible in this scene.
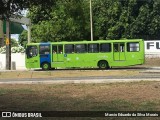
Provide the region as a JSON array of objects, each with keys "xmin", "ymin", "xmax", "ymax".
[{"xmin": 11, "ymin": 34, "xmax": 19, "ymax": 40}]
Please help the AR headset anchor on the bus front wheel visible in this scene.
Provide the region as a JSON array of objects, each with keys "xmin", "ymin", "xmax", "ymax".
[
  {"xmin": 98, "ymin": 61, "xmax": 109, "ymax": 69},
  {"xmin": 41, "ymin": 62, "xmax": 51, "ymax": 70}
]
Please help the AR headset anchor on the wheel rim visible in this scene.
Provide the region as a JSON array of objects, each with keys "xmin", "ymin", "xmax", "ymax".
[
  {"xmin": 100, "ymin": 63, "xmax": 106, "ymax": 68},
  {"xmin": 99, "ymin": 61, "xmax": 108, "ymax": 69},
  {"xmin": 42, "ymin": 63, "xmax": 50, "ymax": 70},
  {"xmin": 44, "ymin": 64, "xmax": 49, "ymax": 69}
]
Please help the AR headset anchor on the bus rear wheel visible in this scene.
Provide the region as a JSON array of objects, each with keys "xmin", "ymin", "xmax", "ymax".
[
  {"xmin": 98, "ymin": 61, "xmax": 109, "ymax": 69},
  {"xmin": 41, "ymin": 62, "xmax": 51, "ymax": 70}
]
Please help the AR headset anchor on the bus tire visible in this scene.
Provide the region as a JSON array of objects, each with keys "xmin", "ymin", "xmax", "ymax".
[
  {"xmin": 41, "ymin": 62, "xmax": 51, "ymax": 70},
  {"xmin": 98, "ymin": 60, "xmax": 109, "ymax": 69}
]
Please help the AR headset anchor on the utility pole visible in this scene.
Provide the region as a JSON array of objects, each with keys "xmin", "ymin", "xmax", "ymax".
[
  {"xmin": 6, "ymin": 19, "xmax": 11, "ymax": 70},
  {"xmin": 4, "ymin": 0, "xmax": 11, "ymax": 70},
  {"xmin": 28, "ymin": 23, "xmax": 31, "ymax": 43},
  {"xmin": 90, "ymin": 0, "xmax": 93, "ymax": 41},
  {"xmin": 0, "ymin": 20, "xmax": 4, "ymax": 47}
]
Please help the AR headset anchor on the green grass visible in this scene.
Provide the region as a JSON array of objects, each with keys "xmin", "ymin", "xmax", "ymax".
[
  {"xmin": 0, "ymin": 69, "xmax": 140, "ymax": 79},
  {"xmin": 0, "ymin": 82, "xmax": 160, "ymax": 120},
  {"xmin": 0, "ymin": 89, "xmax": 9, "ymax": 95}
]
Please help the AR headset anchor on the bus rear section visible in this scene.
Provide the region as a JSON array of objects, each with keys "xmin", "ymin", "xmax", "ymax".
[
  {"xmin": 111, "ymin": 40, "xmax": 145, "ymax": 67},
  {"xmin": 125, "ymin": 40, "xmax": 145, "ymax": 66}
]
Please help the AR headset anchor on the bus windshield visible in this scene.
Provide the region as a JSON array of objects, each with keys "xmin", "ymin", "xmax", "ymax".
[{"xmin": 26, "ymin": 46, "xmax": 38, "ymax": 58}]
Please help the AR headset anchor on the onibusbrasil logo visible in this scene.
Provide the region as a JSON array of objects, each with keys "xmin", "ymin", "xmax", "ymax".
[{"xmin": 1, "ymin": 112, "xmax": 42, "ymax": 118}]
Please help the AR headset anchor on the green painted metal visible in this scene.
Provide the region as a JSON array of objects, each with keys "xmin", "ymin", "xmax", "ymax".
[
  {"xmin": 25, "ymin": 45, "xmax": 40, "ymax": 69},
  {"xmin": 3, "ymin": 21, "xmax": 24, "ymax": 34},
  {"xmin": 25, "ymin": 39, "xmax": 145, "ymax": 69},
  {"xmin": 25, "ymin": 55, "xmax": 40, "ymax": 69}
]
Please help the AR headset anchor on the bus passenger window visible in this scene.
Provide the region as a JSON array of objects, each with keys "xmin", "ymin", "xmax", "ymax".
[
  {"xmin": 114, "ymin": 43, "xmax": 125, "ymax": 52},
  {"xmin": 65, "ymin": 44, "xmax": 74, "ymax": 53},
  {"xmin": 58, "ymin": 45, "xmax": 63, "ymax": 54},
  {"xmin": 114, "ymin": 44, "xmax": 119, "ymax": 52},
  {"xmin": 88, "ymin": 44, "xmax": 99, "ymax": 53},
  {"xmin": 100, "ymin": 43, "xmax": 111, "ymax": 52},
  {"xmin": 40, "ymin": 45, "xmax": 50, "ymax": 54},
  {"xmin": 52, "ymin": 46, "xmax": 57, "ymax": 54},
  {"xmin": 120, "ymin": 44, "xmax": 125, "ymax": 52},
  {"xmin": 127, "ymin": 42, "xmax": 139, "ymax": 52},
  {"xmin": 75, "ymin": 44, "xmax": 87, "ymax": 53}
]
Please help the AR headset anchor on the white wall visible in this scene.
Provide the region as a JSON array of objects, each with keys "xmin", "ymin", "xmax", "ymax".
[
  {"xmin": 0, "ymin": 53, "xmax": 26, "ymax": 70},
  {"xmin": 144, "ymin": 40, "xmax": 160, "ymax": 58}
]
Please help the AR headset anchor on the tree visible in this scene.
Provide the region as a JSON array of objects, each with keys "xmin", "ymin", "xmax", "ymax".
[
  {"xmin": 93, "ymin": 0, "xmax": 122, "ymax": 39},
  {"xmin": 2, "ymin": 37, "xmax": 19, "ymax": 47},
  {"xmin": 19, "ymin": 30, "xmax": 28, "ymax": 47},
  {"xmin": 27, "ymin": 0, "xmax": 90, "ymax": 42},
  {"xmin": 148, "ymin": 0, "xmax": 160, "ymax": 39},
  {"xmin": 92, "ymin": 0, "xmax": 160, "ymax": 40},
  {"xmin": 19, "ymin": 0, "xmax": 160, "ymax": 43},
  {"xmin": 0, "ymin": 0, "xmax": 56, "ymax": 19},
  {"xmin": 11, "ymin": 38, "xmax": 19, "ymax": 47}
]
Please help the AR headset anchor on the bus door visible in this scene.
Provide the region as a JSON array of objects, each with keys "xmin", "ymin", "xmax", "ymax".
[
  {"xmin": 52, "ymin": 45, "xmax": 64, "ymax": 62},
  {"xmin": 39, "ymin": 43, "xmax": 51, "ymax": 66},
  {"xmin": 113, "ymin": 43, "xmax": 126, "ymax": 61}
]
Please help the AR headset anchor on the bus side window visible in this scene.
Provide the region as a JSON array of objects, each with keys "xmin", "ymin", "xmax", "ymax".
[
  {"xmin": 100, "ymin": 43, "xmax": 111, "ymax": 52},
  {"xmin": 120, "ymin": 43, "xmax": 125, "ymax": 52},
  {"xmin": 114, "ymin": 44, "xmax": 119, "ymax": 52},
  {"xmin": 88, "ymin": 44, "xmax": 99, "ymax": 53},
  {"xmin": 114, "ymin": 43, "xmax": 125, "ymax": 52},
  {"xmin": 52, "ymin": 45, "xmax": 57, "ymax": 54},
  {"xmin": 75, "ymin": 44, "xmax": 87, "ymax": 53},
  {"xmin": 127, "ymin": 42, "xmax": 139, "ymax": 52},
  {"xmin": 40, "ymin": 45, "xmax": 50, "ymax": 54},
  {"xmin": 65, "ymin": 44, "xmax": 74, "ymax": 53},
  {"xmin": 58, "ymin": 45, "xmax": 63, "ymax": 54}
]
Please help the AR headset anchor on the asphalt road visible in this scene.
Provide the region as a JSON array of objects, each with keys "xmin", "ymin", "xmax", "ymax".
[{"xmin": 0, "ymin": 67, "xmax": 160, "ymax": 84}]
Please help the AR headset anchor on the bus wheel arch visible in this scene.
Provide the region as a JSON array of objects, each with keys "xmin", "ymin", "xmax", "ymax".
[
  {"xmin": 98, "ymin": 60, "xmax": 110, "ymax": 69},
  {"xmin": 41, "ymin": 62, "xmax": 51, "ymax": 70}
]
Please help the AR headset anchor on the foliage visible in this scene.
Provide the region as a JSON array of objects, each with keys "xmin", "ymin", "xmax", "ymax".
[
  {"xmin": 10, "ymin": 38, "xmax": 19, "ymax": 47},
  {"xmin": 19, "ymin": 0, "xmax": 160, "ymax": 44},
  {"xmin": 2, "ymin": 37, "xmax": 19, "ymax": 47},
  {"xmin": 0, "ymin": 46, "xmax": 6, "ymax": 53},
  {"xmin": 28, "ymin": 0, "xmax": 90, "ymax": 42},
  {"xmin": 0, "ymin": 0, "xmax": 56, "ymax": 19},
  {"xmin": 19, "ymin": 30, "xmax": 28, "ymax": 47},
  {"xmin": 0, "ymin": 46, "xmax": 25, "ymax": 53},
  {"xmin": 11, "ymin": 46, "xmax": 25, "ymax": 53}
]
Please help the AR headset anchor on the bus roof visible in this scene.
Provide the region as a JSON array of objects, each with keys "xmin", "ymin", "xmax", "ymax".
[{"xmin": 27, "ymin": 39, "xmax": 143, "ymax": 45}]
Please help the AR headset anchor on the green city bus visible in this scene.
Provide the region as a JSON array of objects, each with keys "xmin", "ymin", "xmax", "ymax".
[{"xmin": 25, "ymin": 39, "xmax": 145, "ymax": 70}]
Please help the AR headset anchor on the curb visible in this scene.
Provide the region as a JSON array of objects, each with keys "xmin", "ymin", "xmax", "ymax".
[{"xmin": 0, "ymin": 79, "xmax": 160, "ymax": 84}]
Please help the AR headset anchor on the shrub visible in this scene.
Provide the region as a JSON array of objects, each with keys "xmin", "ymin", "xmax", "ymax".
[{"xmin": 0, "ymin": 46, "xmax": 25, "ymax": 53}]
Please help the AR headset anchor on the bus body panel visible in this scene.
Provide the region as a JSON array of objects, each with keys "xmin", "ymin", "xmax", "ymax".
[
  {"xmin": 25, "ymin": 44, "xmax": 40, "ymax": 69},
  {"xmin": 26, "ymin": 55, "xmax": 40, "ymax": 69},
  {"xmin": 25, "ymin": 39, "xmax": 145, "ymax": 69},
  {"xmin": 39, "ymin": 43, "xmax": 51, "ymax": 67}
]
